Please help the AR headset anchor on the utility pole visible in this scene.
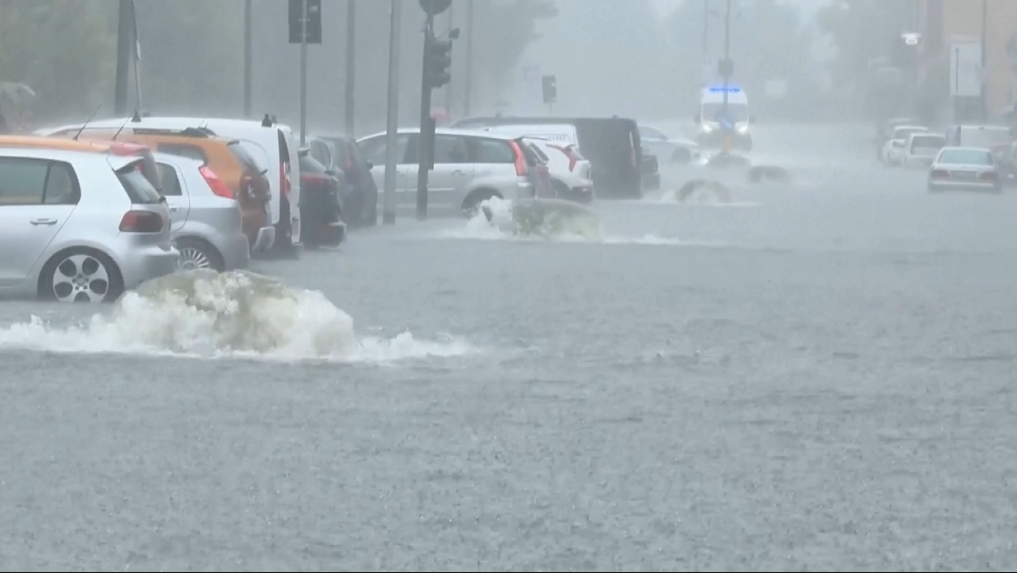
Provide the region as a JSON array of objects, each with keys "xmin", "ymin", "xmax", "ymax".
[
  {"xmin": 383, "ymin": 0, "xmax": 402, "ymax": 225},
  {"xmin": 244, "ymin": 0, "xmax": 252, "ymax": 118},
  {"xmin": 722, "ymin": 0, "xmax": 731, "ymax": 112},
  {"xmin": 464, "ymin": 0, "xmax": 473, "ymax": 117},
  {"xmin": 703, "ymin": 0, "xmax": 709, "ymax": 62},
  {"xmin": 345, "ymin": 0, "xmax": 356, "ymax": 134},
  {"xmin": 114, "ymin": 0, "xmax": 132, "ymax": 115},
  {"xmin": 980, "ymin": 0, "xmax": 989, "ymax": 121},
  {"xmin": 416, "ymin": 11, "xmax": 436, "ymax": 220},
  {"xmin": 300, "ymin": 0, "xmax": 308, "ymax": 145},
  {"xmin": 445, "ymin": 1, "xmax": 454, "ymax": 118}
]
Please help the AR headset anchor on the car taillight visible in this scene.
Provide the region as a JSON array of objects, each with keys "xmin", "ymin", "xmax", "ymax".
[
  {"xmin": 280, "ymin": 163, "xmax": 292, "ymax": 199},
  {"xmin": 119, "ymin": 211, "xmax": 164, "ymax": 233},
  {"xmin": 510, "ymin": 141, "xmax": 528, "ymax": 177},
  {"xmin": 931, "ymin": 169, "xmax": 950, "ymax": 179},
  {"xmin": 199, "ymin": 165, "xmax": 234, "ymax": 199},
  {"xmin": 301, "ymin": 174, "xmax": 331, "ymax": 186}
]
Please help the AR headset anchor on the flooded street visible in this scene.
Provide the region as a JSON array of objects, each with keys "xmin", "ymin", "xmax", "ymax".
[{"xmin": 3, "ymin": 125, "xmax": 1017, "ymax": 570}]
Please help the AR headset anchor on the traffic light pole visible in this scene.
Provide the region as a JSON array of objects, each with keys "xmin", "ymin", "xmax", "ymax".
[
  {"xmin": 300, "ymin": 0, "xmax": 308, "ymax": 146},
  {"xmin": 114, "ymin": 0, "xmax": 132, "ymax": 116},
  {"xmin": 383, "ymin": 0, "xmax": 402, "ymax": 225},
  {"xmin": 416, "ymin": 13, "xmax": 435, "ymax": 221},
  {"xmin": 345, "ymin": 0, "xmax": 356, "ymax": 134},
  {"xmin": 244, "ymin": 0, "xmax": 252, "ymax": 118}
]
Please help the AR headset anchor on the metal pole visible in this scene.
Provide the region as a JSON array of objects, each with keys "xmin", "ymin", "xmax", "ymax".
[
  {"xmin": 722, "ymin": 0, "xmax": 730, "ymax": 111},
  {"xmin": 345, "ymin": 0, "xmax": 356, "ymax": 134},
  {"xmin": 244, "ymin": 0, "xmax": 252, "ymax": 118},
  {"xmin": 464, "ymin": 0, "xmax": 473, "ymax": 118},
  {"xmin": 981, "ymin": 0, "xmax": 989, "ymax": 121},
  {"xmin": 383, "ymin": 0, "xmax": 402, "ymax": 225},
  {"xmin": 445, "ymin": 1, "xmax": 454, "ymax": 118},
  {"xmin": 703, "ymin": 0, "xmax": 709, "ymax": 60},
  {"xmin": 130, "ymin": 0, "xmax": 143, "ymax": 111},
  {"xmin": 114, "ymin": 0, "xmax": 132, "ymax": 115},
  {"xmin": 300, "ymin": 0, "xmax": 308, "ymax": 146},
  {"xmin": 416, "ymin": 13, "xmax": 435, "ymax": 221}
]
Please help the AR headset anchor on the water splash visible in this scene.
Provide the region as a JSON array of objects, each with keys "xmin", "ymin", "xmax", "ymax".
[{"xmin": 0, "ymin": 270, "xmax": 474, "ymax": 362}]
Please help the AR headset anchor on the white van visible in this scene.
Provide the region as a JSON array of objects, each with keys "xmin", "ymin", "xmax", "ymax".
[
  {"xmin": 693, "ymin": 85, "xmax": 754, "ymax": 151},
  {"xmin": 39, "ymin": 116, "xmax": 302, "ymax": 252}
]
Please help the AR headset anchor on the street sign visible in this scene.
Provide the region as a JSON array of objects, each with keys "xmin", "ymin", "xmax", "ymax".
[
  {"xmin": 289, "ymin": 0, "xmax": 322, "ymax": 44},
  {"xmin": 950, "ymin": 40, "xmax": 982, "ymax": 97},
  {"xmin": 419, "ymin": 0, "xmax": 452, "ymax": 15}
]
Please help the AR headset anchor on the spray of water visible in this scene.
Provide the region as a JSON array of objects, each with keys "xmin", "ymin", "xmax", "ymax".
[{"xmin": 0, "ymin": 270, "xmax": 473, "ymax": 362}]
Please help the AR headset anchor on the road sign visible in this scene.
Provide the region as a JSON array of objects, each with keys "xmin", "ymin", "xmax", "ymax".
[
  {"xmin": 951, "ymin": 40, "xmax": 983, "ymax": 97},
  {"xmin": 289, "ymin": 0, "xmax": 322, "ymax": 44}
]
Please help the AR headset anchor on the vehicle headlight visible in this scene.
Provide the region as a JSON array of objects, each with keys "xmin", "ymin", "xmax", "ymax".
[{"xmin": 702, "ymin": 124, "xmax": 714, "ymax": 133}]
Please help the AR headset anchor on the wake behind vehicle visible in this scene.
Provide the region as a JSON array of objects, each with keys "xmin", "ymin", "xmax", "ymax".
[
  {"xmin": 453, "ymin": 116, "xmax": 646, "ymax": 199},
  {"xmin": 693, "ymin": 85, "xmax": 754, "ymax": 152},
  {"xmin": 0, "ymin": 148, "xmax": 178, "ymax": 303},
  {"xmin": 927, "ymin": 147, "xmax": 1002, "ymax": 193}
]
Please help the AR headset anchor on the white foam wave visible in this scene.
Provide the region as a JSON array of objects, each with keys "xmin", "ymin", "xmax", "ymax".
[{"xmin": 0, "ymin": 270, "xmax": 474, "ymax": 363}]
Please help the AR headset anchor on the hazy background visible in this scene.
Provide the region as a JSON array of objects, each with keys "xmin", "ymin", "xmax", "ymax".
[{"xmin": 0, "ymin": 0, "xmax": 934, "ymax": 133}]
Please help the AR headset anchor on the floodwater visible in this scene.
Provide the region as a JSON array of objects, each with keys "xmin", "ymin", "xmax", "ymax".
[{"xmin": 2, "ymin": 125, "xmax": 1017, "ymax": 571}]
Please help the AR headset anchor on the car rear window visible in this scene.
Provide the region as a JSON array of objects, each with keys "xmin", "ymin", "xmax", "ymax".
[
  {"xmin": 299, "ymin": 154, "xmax": 328, "ymax": 174},
  {"xmin": 156, "ymin": 163, "xmax": 182, "ymax": 196},
  {"xmin": 228, "ymin": 141, "xmax": 267, "ymax": 175},
  {"xmin": 469, "ymin": 137, "xmax": 515, "ymax": 163},
  {"xmin": 938, "ymin": 149, "xmax": 994, "ymax": 165},
  {"xmin": 117, "ymin": 163, "xmax": 164, "ymax": 204}
]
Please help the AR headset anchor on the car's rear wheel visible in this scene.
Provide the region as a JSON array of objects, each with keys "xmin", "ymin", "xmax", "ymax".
[
  {"xmin": 461, "ymin": 189, "xmax": 501, "ymax": 217},
  {"xmin": 175, "ymin": 237, "xmax": 225, "ymax": 272},
  {"xmin": 38, "ymin": 248, "xmax": 123, "ymax": 304}
]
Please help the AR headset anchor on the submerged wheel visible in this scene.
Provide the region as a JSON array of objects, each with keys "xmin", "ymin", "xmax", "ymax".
[{"xmin": 175, "ymin": 238, "xmax": 224, "ymax": 272}]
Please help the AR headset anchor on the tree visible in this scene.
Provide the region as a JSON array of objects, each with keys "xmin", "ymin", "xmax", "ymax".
[{"xmin": 0, "ymin": 0, "xmax": 115, "ymax": 122}]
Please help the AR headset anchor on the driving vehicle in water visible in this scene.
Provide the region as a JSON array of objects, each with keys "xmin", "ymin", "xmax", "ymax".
[
  {"xmin": 453, "ymin": 116, "xmax": 646, "ymax": 199},
  {"xmin": 881, "ymin": 125, "xmax": 928, "ymax": 166},
  {"xmin": 637, "ymin": 125, "xmax": 701, "ymax": 165},
  {"xmin": 927, "ymin": 147, "xmax": 1002, "ymax": 193},
  {"xmin": 693, "ymin": 85, "xmax": 754, "ymax": 152},
  {"xmin": 901, "ymin": 133, "xmax": 946, "ymax": 169}
]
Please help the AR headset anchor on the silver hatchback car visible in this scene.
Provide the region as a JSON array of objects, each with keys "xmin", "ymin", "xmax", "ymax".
[
  {"xmin": 357, "ymin": 128, "xmax": 538, "ymax": 215},
  {"xmin": 0, "ymin": 148, "xmax": 179, "ymax": 303},
  {"xmin": 153, "ymin": 152, "xmax": 250, "ymax": 271}
]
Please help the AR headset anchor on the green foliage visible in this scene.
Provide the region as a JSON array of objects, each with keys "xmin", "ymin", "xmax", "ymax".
[{"xmin": 0, "ymin": 0, "xmax": 115, "ymax": 118}]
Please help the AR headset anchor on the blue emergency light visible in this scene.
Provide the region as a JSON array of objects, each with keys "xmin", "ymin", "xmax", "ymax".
[{"xmin": 708, "ymin": 85, "xmax": 741, "ymax": 94}]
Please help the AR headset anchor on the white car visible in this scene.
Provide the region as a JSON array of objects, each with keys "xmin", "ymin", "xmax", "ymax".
[
  {"xmin": 901, "ymin": 133, "xmax": 946, "ymax": 169},
  {"xmin": 881, "ymin": 125, "xmax": 929, "ymax": 166},
  {"xmin": 0, "ymin": 148, "xmax": 179, "ymax": 303},
  {"xmin": 638, "ymin": 125, "xmax": 702, "ymax": 164},
  {"xmin": 927, "ymin": 147, "xmax": 1002, "ymax": 193},
  {"xmin": 523, "ymin": 137, "xmax": 594, "ymax": 203}
]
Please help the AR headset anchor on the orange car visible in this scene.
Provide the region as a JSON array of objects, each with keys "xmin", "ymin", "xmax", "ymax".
[
  {"xmin": 0, "ymin": 135, "xmax": 163, "ymax": 192},
  {"xmin": 46, "ymin": 127, "xmax": 273, "ymax": 252}
]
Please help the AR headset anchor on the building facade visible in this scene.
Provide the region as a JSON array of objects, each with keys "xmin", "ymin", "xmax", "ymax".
[{"xmin": 917, "ymin": 0, "xmax": 1017, "ymax": 117}]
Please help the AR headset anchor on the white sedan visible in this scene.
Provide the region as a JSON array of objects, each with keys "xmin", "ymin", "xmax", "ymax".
[{"xmin": 638, "ymin": 125, "xmax": 702, "ymax": 165}]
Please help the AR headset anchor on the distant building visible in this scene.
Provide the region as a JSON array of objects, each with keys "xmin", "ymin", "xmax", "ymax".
[{"xmin": 917, "ymin": 0, "xmax": 1017, "ymax": 118}]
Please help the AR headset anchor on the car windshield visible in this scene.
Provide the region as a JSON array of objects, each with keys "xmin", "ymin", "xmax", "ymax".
[
  {"xmin": 937, "ymin": 149, "xmax": 994, "ymax": 165},
  {"xmin": 702, "ymin": 103, "xmax": 749, "ymax": 122}
]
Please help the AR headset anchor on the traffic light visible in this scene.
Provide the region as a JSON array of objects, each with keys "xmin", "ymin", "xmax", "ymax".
[
  {"xmin": 289, "ymin": 0, "xmax": 322, "ymax": 44},
  {"xmin": 425, "ymin": 37, "xmax": 453, "ymax": 89},
  {"xmin": 542, "ymin": 75, "xmax": 557, "ymax": 105}
]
